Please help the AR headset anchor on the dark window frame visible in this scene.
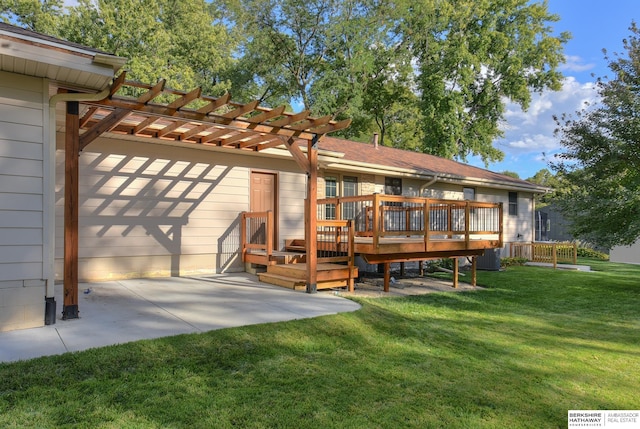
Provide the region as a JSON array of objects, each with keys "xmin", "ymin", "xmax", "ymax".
[{"xmin": 508, "ymin": 192, "xmax": 518, "ymax": 216}]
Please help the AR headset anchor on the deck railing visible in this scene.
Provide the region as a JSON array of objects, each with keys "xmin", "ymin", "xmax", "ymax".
[
  {"xmin": 241, "ymin": 212, "xmax": 355, "ymax": 266},
  {"xmin": 240, "ymin": 210, "xmax": 274, "ymax": 262},
  {"xmin": 317, "ymin": 219, "xmax": 355, "ymax": 264},
  {"xmin": 318, "ymin": 194, "xmax": 503, "ymax": 248},
  {"xmin": 510, "ymin": 242, "xmax": 577, "ymax": 268}
]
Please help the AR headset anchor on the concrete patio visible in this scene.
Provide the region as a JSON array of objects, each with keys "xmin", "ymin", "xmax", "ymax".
[{"xmin": 0, "ymin": 274, "xmax": 361, "ymax": 363}]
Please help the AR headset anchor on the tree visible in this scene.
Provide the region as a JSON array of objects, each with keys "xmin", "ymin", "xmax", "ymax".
[
  {"xmin": 1, "ymin": 0, "xmax": 236, "ymax": 95},
  {"xmin": 501, "ymin": 170, "xmax": 520, "ymax": 179},
  {"xmin": 0, "ymin": 0, "xmax": 63, "ymax": 33},
  {"xmin": 553, "ymin": 23, "xmax": 640, "ymax": 248},
  {"xmin": 2, "ymin": 0, "xmax": 569, "ymax": 163},
  {"xmin": 526, "ymin": 168, "xmax": 567, "ymax": 208},
  {"xmin": 224, "ymin": 0, "xmax": 568, "ymax": 160},
  {"xmin": 403, "ymin": 0, "xmax": 569, "ymax": 163},
  {"xmin": 222, "ymin": 0, "xmax": 415, "ymax": 143}
]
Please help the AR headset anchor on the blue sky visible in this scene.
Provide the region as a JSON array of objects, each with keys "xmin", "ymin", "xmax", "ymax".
[{"xmin": 468, "ymin": 0, "xmax": 640, "ymax": 179}]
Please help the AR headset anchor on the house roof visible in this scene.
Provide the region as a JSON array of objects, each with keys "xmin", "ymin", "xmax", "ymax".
[
  {"xmin": 0, "ymin": 22, "xmax": 125, "ymax": 90},
  {"xmin": 317, "ymin": 136, "xmax": 547, "ymax": 193},
  {"xmin": 0, "ymin": 22, "xmax": 111, "ymax": 55}
]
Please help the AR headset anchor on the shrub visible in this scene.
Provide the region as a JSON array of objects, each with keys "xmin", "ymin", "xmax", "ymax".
[
  {"xmin": 577, "ymin": 247, "xmax": 609, "ymax": 260},
  {"xmin": 500, "ymin": 257, "xmax": 528, "ymax": 268},
  {"xmin": 424, "ymin": 258, "xmax": 454, "ymax": 272}
]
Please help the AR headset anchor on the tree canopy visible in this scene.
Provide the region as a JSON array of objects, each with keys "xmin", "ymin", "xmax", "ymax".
[
  {"xmin": 1, "ymin": 0, "xmax": 569, "ymax": 164},
  {"xmin": 553, "ymin": 23, "xmax": 640, "ymax": 248}
]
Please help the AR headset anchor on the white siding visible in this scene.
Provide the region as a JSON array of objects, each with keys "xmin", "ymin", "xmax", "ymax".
[
  {"xmin": 279, "ymin": 171, "xmax": 306, "ymax": 245},
  {"xmin": 54, "ymin": 136, "xmax": 304, "ymax": 281},
  {"xmin": 0, "ymin": 71, "xmax": 46, "ymax": 331}
]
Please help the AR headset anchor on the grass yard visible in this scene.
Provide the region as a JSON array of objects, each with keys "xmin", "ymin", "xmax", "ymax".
[{"xmin": 1, "ymin": 258, "xmax": 638, "ymax": 428}]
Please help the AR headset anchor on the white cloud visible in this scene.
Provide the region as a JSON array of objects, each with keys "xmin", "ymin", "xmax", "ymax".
[
  {"xmin": 560, "ymin": 55, "xmax": 597, "ymax": 73},
  {"xmin": 497, "ymin": 76, "xmax": 600, "ymax": 157},
  {"xmin": 467, "ymin": 76, "xmax": 601, "ymax": 178}
]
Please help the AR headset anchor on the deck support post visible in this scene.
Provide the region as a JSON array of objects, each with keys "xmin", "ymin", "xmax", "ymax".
[
  {"xmin": 383, "ymin": 262, "xmax": 390, "ymax": 292},
  {"xmin": 452, "ymin": 257, "xmax": 459, "ymax": 289},
  {"xmin": 471, "ymin": 256, "xmax": 477, "ymax": 287},
  {"xmin": 63, "ymin": 101, "xmax": 80, "ymax": 320},
  {"xmin": 305, "ymin": 138, "xmax": 318, "ymax": 293}
]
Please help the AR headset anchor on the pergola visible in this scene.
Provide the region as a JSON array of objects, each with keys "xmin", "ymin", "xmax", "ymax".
[{"xmin": 62, "ymin": 71, "xmax": 350, "ymax": 319}]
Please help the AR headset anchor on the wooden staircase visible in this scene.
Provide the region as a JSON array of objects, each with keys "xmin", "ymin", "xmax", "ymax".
[
  {"xmin": 258, "ymin": 263, "xmax": 358, "ymax": 291},
  {"xmin": 241, "ymin": 213, "xmax": 357, "ymax": 292}
]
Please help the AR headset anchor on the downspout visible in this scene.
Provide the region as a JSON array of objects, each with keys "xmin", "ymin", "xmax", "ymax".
[
  {"xmin": 420, "ymin": 175, "xmax": 439, "ymax": 196},
  {"xmin": 43, "ymin": 87, "xmax": 111, "ymax": 324}
]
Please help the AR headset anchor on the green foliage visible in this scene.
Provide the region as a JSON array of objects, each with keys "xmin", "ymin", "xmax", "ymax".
[
  {"xmin": 0, "ymin": 0, "xmax": 63, "ymax": 33},
  {"xmin": 223, "ymin": 0, "xmax": 568, "ymax": 161},
  {"xmin": 526, "ymin": 168, "xmax": 571, "ymax": 208},
  {"xmin": 424, "ymin": 258, "xmax": 454, "ymax": 272},
  {"xmin": 1, "ymin": 263, "xmax": 639, "ymax": 427},
  {"xmin": 554, "ymin": 23, "xmax": 640, "ymax": 248},
  {"xmin": 500, "ymin": 256, "xmax": 528, "ymax": 267},
  {"xmin": 500, "ymin": 170, "xmax": 520, "ymax": 179},
  {"xmin": 405, "ymin": 0, "xmax": 569, "ymax": 163},
  {"xmin": 576, "ymin": 247, "xmax": 609, "ymax": 260},
  {"xmin": 1, "ymin": 0, "xmax": 569, "ymax": 162},
  {"xmin": 0, "ymin": 0, "xmax": 236, "ymax": 95}
]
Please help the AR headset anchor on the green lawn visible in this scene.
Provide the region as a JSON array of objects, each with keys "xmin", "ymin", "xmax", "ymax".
[{"xmin": 1, "ymin": 259, "xmax": 638, "ymax": 428}]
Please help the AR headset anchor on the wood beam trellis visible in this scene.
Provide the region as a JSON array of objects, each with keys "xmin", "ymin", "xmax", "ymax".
[{"xmin": 79, "ymin": 72, "xmax": 350, "ymax": 152}]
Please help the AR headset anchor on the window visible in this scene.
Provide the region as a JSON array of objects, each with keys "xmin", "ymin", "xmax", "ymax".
[
  {"xmin": 385, "ymin": 177, "xmax": 402, "ymax": 195},
  {"xmin": 463, "ymin": 187, "xmax": 475, "ymax": 201},
  {"xmin": 325, "ymin": 177, "xmax": 337, "ymax": 219},
  {"xmin": 508, "ymin": 192, "xmax": 518, "ymax": 216},
  {"xmin": 342, "ymin": 176, "xmax": 358, "ymax": 219}
]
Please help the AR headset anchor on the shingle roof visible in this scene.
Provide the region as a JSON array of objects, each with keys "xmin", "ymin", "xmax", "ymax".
[
  {"xmin": 0, "ymin": 22, "xmax": 112, "ymax": 55},
  {"xmin": 318, "ymin": 136, "xmax": 543, "ymax": 191}
]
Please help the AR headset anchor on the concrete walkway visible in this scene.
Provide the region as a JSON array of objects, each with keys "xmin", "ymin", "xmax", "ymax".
[{"xmin": 0, "ymin": 274, "xmax": 361, "ymax": 364}]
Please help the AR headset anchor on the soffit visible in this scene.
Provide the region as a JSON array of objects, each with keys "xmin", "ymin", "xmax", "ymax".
[{"xmin": 0, "ymin": 23, "xmax": 123, "ymax": 90}]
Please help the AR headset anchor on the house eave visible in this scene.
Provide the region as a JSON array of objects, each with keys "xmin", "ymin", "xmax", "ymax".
[{"xmin": 0, "ymin": 26, "xmax": 124, "ymax": 91}]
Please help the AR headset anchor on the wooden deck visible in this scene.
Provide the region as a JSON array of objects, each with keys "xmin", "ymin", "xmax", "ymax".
[{"xmin": 241, "ymin": 195, "xmax": 503, "ymax": 292}]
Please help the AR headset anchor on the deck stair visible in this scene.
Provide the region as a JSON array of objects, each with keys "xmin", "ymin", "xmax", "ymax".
[{"xmin": 258, "ymin": 263, "xmax": 358, "ymax": 291}]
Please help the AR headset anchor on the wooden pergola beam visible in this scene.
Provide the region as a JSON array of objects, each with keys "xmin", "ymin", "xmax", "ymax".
[
  {"xmin": 196, "ymin": 92, "xmax": 231, "ymax": 114},
  {"xmin": 248, "ymin": 105, "xmax": 286, "ymax": 123},
  {"xmin": 79, "ymin": 108, "xmax": 130, "ymax": 151},
  {"xmin": 221, "ymin": 99, "xmax": 259, "ymax": 119},
  {"xmin": 137, "ymin": 79, "xmax": 166, "ymax": 104},
  {"xmin": 283, "ymin": 136, "xmax": 310, "ymax": 172}
]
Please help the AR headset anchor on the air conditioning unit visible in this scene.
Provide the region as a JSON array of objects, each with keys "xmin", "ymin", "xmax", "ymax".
[{"xmin": 476, "ymin": 248, "xmax": 501, "ymax": 271}]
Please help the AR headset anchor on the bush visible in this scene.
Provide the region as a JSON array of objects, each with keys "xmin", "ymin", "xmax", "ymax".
[
  {"xmin": 577, "ymin": 247, "xmax": 609, "ymax": 260},
  {"xmin": 500, "ymin": 257, "xmax": 528, "ymax": 268},
  {"xmin": 424, "ymin": 258, "xmax": 454, "ymax": 272}
]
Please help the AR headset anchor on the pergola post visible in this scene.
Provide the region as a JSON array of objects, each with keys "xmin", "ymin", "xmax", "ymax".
[
  {"xmin": 305, "ymin": 138, "xmax": 318, "ymax": 293},
  {"xmin": 63, "ymin": 101, "xmax": 80, "ymax": 319}
]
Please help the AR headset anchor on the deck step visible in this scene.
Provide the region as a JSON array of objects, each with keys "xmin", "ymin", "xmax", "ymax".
[
  {"xmin": 266, "ymin": 263, "xmax": 357, "ymax": 282},
  {"xmin": 258, "ymin": 263, "xmax": 358, "ymax": 290},
  {"xmin": 258, "ymin": 273, "xmax": 306, "ymax": 290}
]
